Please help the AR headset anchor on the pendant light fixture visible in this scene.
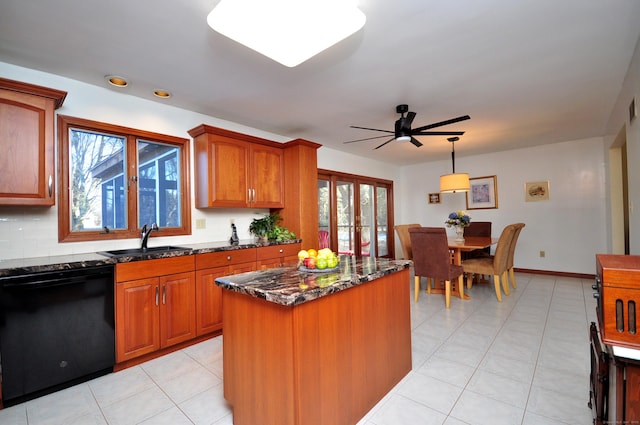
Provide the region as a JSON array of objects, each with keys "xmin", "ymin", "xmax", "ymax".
[
  {"xmin": 440, "ymin": 137, "xmax": 470, "ymax": 193},
  {"xmin": 207, "ymin": 0, "xmax": 366, "ymax": 67}
]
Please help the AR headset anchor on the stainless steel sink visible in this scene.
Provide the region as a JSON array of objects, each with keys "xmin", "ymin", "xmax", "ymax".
[{"xmin": 98, "ymin": 246, "xmax": 192, "ymax": 258}]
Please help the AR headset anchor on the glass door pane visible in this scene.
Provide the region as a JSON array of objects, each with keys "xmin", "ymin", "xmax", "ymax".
[
  {"xmin": 376, "ymin": 186, "xmax": 389, "ymax": 257},
  {"xmin": 336, "ymin": 180, "xmax": 354, "ymax": 255},
  {"xmin": 318, "ymin": 179, "xmax": 331, "ymax": 248},
  {"xmin": 359, "ymin": 183, "xmax": 375, "ymax": 257}
]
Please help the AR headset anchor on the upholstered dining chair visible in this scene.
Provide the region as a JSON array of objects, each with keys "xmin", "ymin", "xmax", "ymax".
[
  {"xmin": 506, "ymin": 223, "xmax": 526, "ymax": 290},
  {"xmin": 394, "ymin": 224, "xmax": 421, "ymax": 260},
  {"xmin": 463, "ymin": 221, "xmax": 492, "ymax": 259},
  {"xmin": 461, "ymin": 224, "xmax": 517, "ymax": 302},
  {"xmin": 409, "ymin": 227, "xmax": 464, "ymax": 308}
]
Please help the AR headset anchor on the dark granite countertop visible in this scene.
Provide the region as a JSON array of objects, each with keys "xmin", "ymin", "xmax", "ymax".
[
  {"xmin": 0, "ymin": 239, "xmax": 301, "ymax": 277},
  {"xmin": 215, "ymin": 256, "xmax": 412, "ymax": 306}
]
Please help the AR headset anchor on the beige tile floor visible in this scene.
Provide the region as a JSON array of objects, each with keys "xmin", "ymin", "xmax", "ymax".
[{"xmin": 0, "ymin": 272, "xmax": 594, "ymax": 425}]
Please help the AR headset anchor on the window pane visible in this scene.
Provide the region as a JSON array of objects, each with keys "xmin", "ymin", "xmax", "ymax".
[
  {"xmin": 376, "ymin": 186, "xmax": 389, "ymax": 256},
  {"xmin": 318, "ymin": 179, "xmax": 330, "ymax": 248},
  {"xmin": 360, "ymin": 183, "xmax": 374, "ymax": 256},
  {"xmin": 69, "ymin": 129, "xmax": 126, "ymax": 231},
  {"xmin": 137, "ymin": 140, "xmax": 181, "ymax": 229},
  {"xmin": 336, "ymin": 181, "xmax": 354, "ymax": 255}
]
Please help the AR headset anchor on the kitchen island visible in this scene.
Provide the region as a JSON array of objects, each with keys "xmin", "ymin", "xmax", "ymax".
[{"xmin": 215, "ymin": 256, "xmax": 412, "ymax": 425}]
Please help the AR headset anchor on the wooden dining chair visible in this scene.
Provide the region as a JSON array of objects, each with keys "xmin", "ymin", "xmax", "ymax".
[
  {"xmin": 506, "ymin": 223, "xmax": 526, "ymax": 289},
  {"xmin": 461, "ymin": 224, "xmax": 517, "ymax": 302},
  {"xmin": 394, "ymin": 224, "xmax": 421, "ymax": 260},
  {"xmin": 409, "ymin": 227, "xmax": 464, "ymax": 308}
]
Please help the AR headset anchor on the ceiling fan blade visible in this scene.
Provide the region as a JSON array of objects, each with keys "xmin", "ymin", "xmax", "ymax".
[
  {"xmin": 410, "ymin": 137, "xmax": 423, "ymax": 148},
  {"xmin": 344, "ymin": 134, "xmax": 396, "ymax": 144},
  {"xmin": 412, "ymin": 131, "xmax": 465, "ymax": 136},
  {"xmin": 374, "ymin": 138, "xmax": 395, "ymax": 149},
  {"xmin": 411, "ymin": 115, "xmax": 470, "ymax": 133},
  {"xmin": 349, "ymin": 125, "xmax": 394, "ymax": 134}
]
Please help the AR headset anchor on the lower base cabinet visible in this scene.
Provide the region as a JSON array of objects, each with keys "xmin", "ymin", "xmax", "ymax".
[
  {"xmin": 195, "ymin": 250, "xmax": 258, "ymax": 336},
  {"xmin": 256, "ymin": 243, "xmax": 301, "ymax": 269},
  {"xmin": 115, "ymin": 257, "xmax": 196, "ymax": 363},
  {"xmin": 114, "ymin": 245, "xmax": 298, "ymax": 364}
]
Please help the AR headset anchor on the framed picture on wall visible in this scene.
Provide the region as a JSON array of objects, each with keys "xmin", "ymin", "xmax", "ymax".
[
  {"xmin": 428, "ymin": 193, "xmax": 441, "ymax": 204},
  {"xmin": 466, "ymin": 175, "xmax": 498, "ymax": 210},
  {"xmin": 524, "ymin": 181, "xmax": 550, "ymax": 202}
]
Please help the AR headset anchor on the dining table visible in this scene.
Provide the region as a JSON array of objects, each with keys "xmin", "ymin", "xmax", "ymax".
[
  {"xmin": 437, "ymin": 236, "xmax": 498, "ymax": 300},
  {"xmin": 447, "ymin": 236, "xmax": 499, "ymax": 266}
]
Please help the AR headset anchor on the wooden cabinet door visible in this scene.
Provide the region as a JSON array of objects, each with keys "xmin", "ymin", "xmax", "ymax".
[
  {"xmin": 250, "ymin": 144, "xmax": 284, "ymax": 208},
  {"xmin": 160, "ymin": 271, "xmax": 196, "ymax": 348},
  {"xmin": 195, "ymin": 267, "xmax": 226, "ymax": 336},
  {"xmin": 116, "ymin": 278, "xmax": 160, "ymax": 362},
  {"xmin": 0, "ymin": 79, "xmax": 65, "ymax": 206},
  {"xmin": 190, "ymin": 125, "xmax": 284, "ymax": 209},
  {"xmin": 195, "ymin": 135, "xmax": 250, "ymax": 208}
]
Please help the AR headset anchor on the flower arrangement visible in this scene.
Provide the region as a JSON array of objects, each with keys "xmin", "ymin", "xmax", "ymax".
[{"xmin": 445, "ymin": 210, "xmax": 471, "ymax": 227}]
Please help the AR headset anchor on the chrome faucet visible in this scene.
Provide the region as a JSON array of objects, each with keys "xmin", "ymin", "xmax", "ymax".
[{"xmin": 140, "ymin": 223, "xmax": 158, "ymax": 250}]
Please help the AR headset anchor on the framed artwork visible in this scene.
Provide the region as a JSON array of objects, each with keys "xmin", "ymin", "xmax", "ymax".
[
  {"xmin": 525, "ymin": 181, "xmax": 550, "ymax": 202},
  {"xmin": 428, "ymin": 193, "xmax": 441, "ymax": 204},
  {"xmin": 466, "ymin": 175, "xmax": 498, "ymax": 210}
]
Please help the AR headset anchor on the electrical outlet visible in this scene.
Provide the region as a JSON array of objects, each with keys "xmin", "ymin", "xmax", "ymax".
[
  {"xmin": 195, "ymin": 218, "xmax": 206, "ymax": 229},
  {"xmin": 539, "ymin": 250, "xmax": 545, "ymax": 258}
]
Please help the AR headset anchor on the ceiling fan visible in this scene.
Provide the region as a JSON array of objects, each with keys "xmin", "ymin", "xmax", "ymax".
[{"xmin": 344, "ymin": 104, "xmax": 470, "ymax": 149}]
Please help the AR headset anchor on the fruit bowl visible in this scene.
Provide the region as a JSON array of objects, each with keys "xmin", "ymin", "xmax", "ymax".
[{"xmin": 297, "ymin": 247, "xmax": 340, "ymax": 273}]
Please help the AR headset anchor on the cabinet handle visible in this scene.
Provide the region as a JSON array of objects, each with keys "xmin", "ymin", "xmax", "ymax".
[
  {"xmin": 162, "ymin": 285, "xmax": 166, "ymax": 305},
  {"xmin": 279, "ymin": 249, "xmax": 284, "ymax": 253},
  {"xmin": 48, "ymin": 175, "xmax": 53, "ymax": 197},
  {"xmin": 227, "ymin": 255, "xmax": 232, "ymax": 261},
  {"xmin": 155, "ymin": 286, "xmax": 159, "ymax": 306}
]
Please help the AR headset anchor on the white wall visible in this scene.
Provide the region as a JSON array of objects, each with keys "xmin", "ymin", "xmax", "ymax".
[
  {"xmin": 397, "ymin": 138, "xmax": 608, "ymax": 275},
  {"xmin": 604, "ymin": 36, "xmax": 640, "ymax": 254}
]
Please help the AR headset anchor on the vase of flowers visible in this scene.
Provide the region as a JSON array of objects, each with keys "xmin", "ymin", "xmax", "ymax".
[{"xmin": 445, "ymin": 210, "xmax": 471, "ymax": 242}]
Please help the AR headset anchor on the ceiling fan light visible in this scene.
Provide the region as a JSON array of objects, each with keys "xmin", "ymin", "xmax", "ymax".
[
  {"xmin": 395, "ymin": 135, "xmax": 411, "ymax": 143},
  {"xmin": 207, "ymin": 0, "xmax": 366, "ymax": 67},
  {"xmin": 440, "ymin": 173, "xmax": 470, "ymax": 193}
]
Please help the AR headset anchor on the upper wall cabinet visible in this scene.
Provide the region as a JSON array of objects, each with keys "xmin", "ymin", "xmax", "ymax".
[
  {"xmin": 189, "ymin": 124, "xmax": 284, "ymax": 208},
  {"xmin": 0, "ymin": 78, "xmax": 66, "ymax": 206}
]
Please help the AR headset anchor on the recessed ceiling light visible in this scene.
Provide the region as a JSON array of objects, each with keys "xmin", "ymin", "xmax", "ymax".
[
  {"xmin": 153, "ymin": 89, "xmax": 171, "ymax": 99},
  {"xmin": 207, "ymin": 0, "xmax": 366, "ymax": 67},
  {"xmin": 105, "ymin": 75, "xmax": 128, "ymax": 87}
]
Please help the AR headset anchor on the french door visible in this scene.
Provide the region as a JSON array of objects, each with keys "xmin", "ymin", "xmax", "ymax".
[{"xmin": 318, "ymin": 170, "xmax": 393, "ymax": 258}]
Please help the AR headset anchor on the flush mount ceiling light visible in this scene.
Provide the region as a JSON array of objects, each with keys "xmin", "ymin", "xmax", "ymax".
[
  {"xmin": 105, "ymin": 75, "xmax": 128, "ymax": 88},
  {"xmin": 440, "ymin": 137, "xmax": 470, "ymax": 193},
  {"xmin": 207, "ymin": 0, "xmax": 366, "ymax": 67},
  {"xmin": 153, "ymin": 89, "xmax": 171, "ymax": 99}
]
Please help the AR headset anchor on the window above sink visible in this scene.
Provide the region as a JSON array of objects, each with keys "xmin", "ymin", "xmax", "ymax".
[{"xmin": 57, "ymin": 115, "xmax": 192, "ymax": 243}]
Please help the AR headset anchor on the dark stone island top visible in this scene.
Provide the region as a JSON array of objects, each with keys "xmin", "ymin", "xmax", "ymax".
[{"xmin": 215, "ymin": 256, "xmax": 412, "ymax": 306}]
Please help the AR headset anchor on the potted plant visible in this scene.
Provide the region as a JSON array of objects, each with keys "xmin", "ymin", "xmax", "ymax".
[
  {"xmin": 249, "ymin": 213, "xmax": 276, "ymax": 242},
  {"xmin": 249, "ymin": 213, "xmax": 296, "ymax": 243}
]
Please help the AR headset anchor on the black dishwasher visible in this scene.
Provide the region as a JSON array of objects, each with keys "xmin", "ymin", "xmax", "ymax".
[{"xmin": 0, "ymin": 265, "xmax": 115, "ymax": 406}]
